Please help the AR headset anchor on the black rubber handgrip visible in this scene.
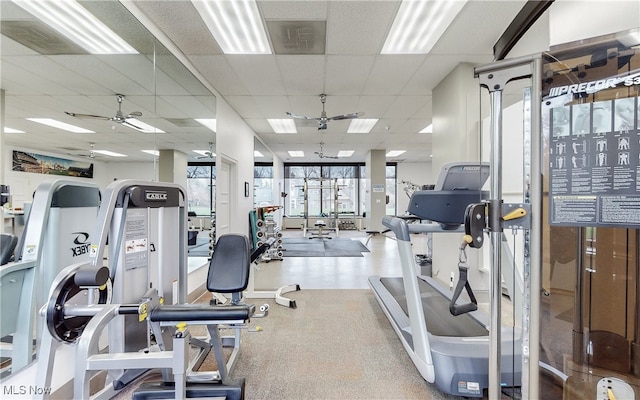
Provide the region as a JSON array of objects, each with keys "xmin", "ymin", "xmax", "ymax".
[{"xmin": 449, "ymin": 267, "xmax": 478, "ymax": 316}]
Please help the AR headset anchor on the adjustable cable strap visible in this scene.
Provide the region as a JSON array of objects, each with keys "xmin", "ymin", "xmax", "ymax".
[{"xmin": 449, "ymin": 239, "xmax": 479, "ymax": 316}]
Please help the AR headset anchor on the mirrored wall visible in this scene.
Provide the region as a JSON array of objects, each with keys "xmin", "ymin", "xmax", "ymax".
[{"xmin": 0, "ymin": 0, "xmax": 216, "ymax": 377}]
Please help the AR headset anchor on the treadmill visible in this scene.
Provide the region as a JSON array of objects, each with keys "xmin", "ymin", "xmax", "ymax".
[{"xmin": 368, "ymin": 162, "xmax": 521, "ymax": 397}]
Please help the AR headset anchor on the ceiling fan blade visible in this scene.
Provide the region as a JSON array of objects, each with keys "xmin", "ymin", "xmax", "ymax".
[
  {"xmin": 286, "ymin": 111, "xmax": 317, "ymax": 120},
  {"xmin": 126, "ymin": 111, "xmax": 142, "ymax": 118},
  {"xmin": 65, "ymin": 111, "xmax": 111, "ymax": 120},
  {"xmin": 327, "ymin": 112, "xmax": 363, "ymax": 121}
]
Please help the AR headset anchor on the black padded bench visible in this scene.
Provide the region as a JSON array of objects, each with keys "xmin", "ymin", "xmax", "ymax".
[{"xmin": 133, "ymin": 234, "xmax": 255, "ymax": 400}]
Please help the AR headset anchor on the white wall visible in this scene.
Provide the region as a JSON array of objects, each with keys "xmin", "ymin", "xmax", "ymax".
[
  {"xmin": 97, "ymin": 161, "xmax": 157, "ymax": 187},
  {"xmin": 549, "ymin": 1, "xmax": 639, "ymax": 47},
  {"xmin": 3, "ymin": 146, "xmax": 107, "ymax": 208},
  {"xmin": 215, "ymin": 99, "xmax": 256, "ymax": 237}
]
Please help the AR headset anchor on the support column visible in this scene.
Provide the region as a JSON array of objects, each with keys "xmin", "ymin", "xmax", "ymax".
[
  {"xmin": 159, "ymin": 149, "xmax": 187, "ymax": 189},
  {"xmin": 365, "ymin": 149, "xmax": 386, "ymax": 232},
  {"xmin": 431, "ymin": 63, "xmax": 485, "ymax": 290}
]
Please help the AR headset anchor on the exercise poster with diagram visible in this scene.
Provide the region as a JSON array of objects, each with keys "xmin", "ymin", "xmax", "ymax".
[{"xmin": 547, "ymin": 70, "xmax": 640, "ymax": 227}]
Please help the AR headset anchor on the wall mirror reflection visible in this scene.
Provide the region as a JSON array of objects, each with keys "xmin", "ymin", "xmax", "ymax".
[{"xmin": 0, "ymin": 0, "xmax": 216, "ymax": 378}]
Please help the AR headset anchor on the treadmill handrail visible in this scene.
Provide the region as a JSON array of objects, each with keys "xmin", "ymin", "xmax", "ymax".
[{"xmin": 382, "ymin": 216, "xmax": 410, "ymax": 241}]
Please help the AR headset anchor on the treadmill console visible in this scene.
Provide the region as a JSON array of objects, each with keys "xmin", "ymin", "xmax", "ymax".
[{"xmin": 408, "ymin": 162, "xmax": 489, "ymax": 229}]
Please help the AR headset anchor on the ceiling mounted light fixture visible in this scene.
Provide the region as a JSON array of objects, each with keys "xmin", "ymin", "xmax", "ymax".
[
  {"xmin": 288, "ymin": 150, "xmax": 305, "ymax": 158},
  {"xmin": 12, "ymin": 0, "xmax": 137, "ymax": 54},
  {"xmin": 337, "ymin": 150, "xmax": 354, "ymax": 158},
  {"xmin": 382, "ymin": 0, "xmax": 467, "ymax": 54},
  {"xmin": 141, "ymin": 150, "xmax": 159, "ymax": 156},
  {"xmin": 347, "ymin": 119, "xmax": 378, "ymax": 133},
  {"xmin": 386, "ymin": 150, "xmax": 406, "ymax": 157},
  {"xmin": 27, "ymin": 118, "xmax": 94, "ymax": 133},
  {"xmin": 4, "ymin": 127, "xmax": 25, "ymax": 133},
  {"xmin": 125, "ymin": 119, "xmax": 165, "ymax": 134},
  {"xmin": 268, "ymin": 119, "xmax": 297, "ymax": 133},
  {"xmin": 195, "ymin": 118, "xmax": 217, "ymax": 132},
  {"xmin": 93, "ymin": 149, "xmax": 127, "ymax": 157},
  {"xmin": 420, "ymin": 124, "xmax": 433, "ymax": 133},
  {"xmin": 191, "ymin": 0, "xmax": 271, "ymax": 54}
]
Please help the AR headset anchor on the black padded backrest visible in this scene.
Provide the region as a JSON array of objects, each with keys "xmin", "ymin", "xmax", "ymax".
[
  {"xmin": 207, "ymin": 234, "xmax": 250, "ymax": 293},
  {"xmin": 0, "ymin": 233, "xmax": 18, "ymax": 265}
]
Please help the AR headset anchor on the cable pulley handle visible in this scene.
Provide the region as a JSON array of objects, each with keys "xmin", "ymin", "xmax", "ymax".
[{"xmin": 449, "ymin": 236, "xmax": 478, "ymax": 316}]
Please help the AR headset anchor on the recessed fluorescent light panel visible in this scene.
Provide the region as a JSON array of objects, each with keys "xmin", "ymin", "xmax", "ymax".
[
  {"xmin": 12, "ymin": 0, "xmax": 137, "ymax": 54},
  {"xmin": 4, "ymin": 127, "xmax": 25, "ymax": 133},
  {"xmin": 382, "ymin": 0, "xmax": 467, "ymax": 54},
  {"xmin": 288, "ymin": 150, "xmax": 305, "ymax": 158},
  {"xmin": 195, "ymin": 118, "xmax": 217, "ymax": 132},
  {"xmin": 268, "ymin": 119, "xmax": 297, "ymax": 134},
  {"xmin": 27, "ymin": 118, "xmax": 94, "ymax": 133},
  {"xmin": 254, "ymin": 151, "xmax": 264, "ymax": 158},
  {"xmin": 337, "ymin": 150, "xmax": 354, "ymax": 158},
  {"xmin": 93, "ymin": 150, "xmax": 127, "ymax": 157},
  {"xmin": 347, "ymin": 119, "xmax": 378, "ymax": 133},
  {"xmin": 386, "ymin": 150, "xmax": 406, "ymax": 157},
  {"xmin": 420, "ymin": 124, "xmax": 432, "ymax": 133},
  {"xmin": 126, "ymin": 119, "xmax": 165, "ymax": 134},
  {"xmin": 191, "ymin": 0, "xmax": 271, "ymax": 54},
  {"xmin": 141, "ymin": 150, "xmax": 159, "ymax": 156}
]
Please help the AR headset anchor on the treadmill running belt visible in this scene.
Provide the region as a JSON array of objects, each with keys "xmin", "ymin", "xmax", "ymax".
[{"xmin": 380, "ymin": 277, "xmax": 488, "ymax": 337}]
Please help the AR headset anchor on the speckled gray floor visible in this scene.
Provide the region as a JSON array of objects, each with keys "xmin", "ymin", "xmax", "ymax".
[{"xmin": 229, "ymin": 289, "xmax": 457, "ymax": 400}]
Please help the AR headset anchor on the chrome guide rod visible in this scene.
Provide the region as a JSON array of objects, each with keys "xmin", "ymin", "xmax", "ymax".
[
  {"xmin": 476, "ymin": 54, "xmax": 541, "ymax": 399},
  {"xmin": 528, "ymin": 56, "xmax": 543, "ymax": 400},
  {"xmin": 489, "ymin": 88, "xmax": 504, "ymax": 400}
]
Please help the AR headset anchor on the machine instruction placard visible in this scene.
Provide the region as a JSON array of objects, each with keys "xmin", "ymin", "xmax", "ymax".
[
  {"xmin": 548, "ymin": 94, "xmax": 640, "ymax": 227},
  {"xmin": 124, "ymin": 208, "xmax": 148, "ymax": 270}
]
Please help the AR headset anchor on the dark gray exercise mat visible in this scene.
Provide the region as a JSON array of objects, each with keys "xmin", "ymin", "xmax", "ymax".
[{"xmin": 281, "ymin": 237, "xmax": 370, "ymax": 257}]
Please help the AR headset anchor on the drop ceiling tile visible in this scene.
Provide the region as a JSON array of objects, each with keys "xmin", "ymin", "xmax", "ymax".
[
  {"xmin": 190, "ymin": 55, "xmax": 250, "ymax": 96},
  {"xmin": 362, "ymin": 55, "xmax": 424, "ymax": 95},
  {"xmin": 324, "ymin": 55, "xmax": 375, "ymax": 95},
  {"xmin": 226, "ymin": 55, "xmax": 286, "ymax": 95},
  {"xmin": 384, "ymin": 96, "xmax": 431, "ymax": 119},
  {"xmin": 277, "ymin": 55, "xmax": 326, "ymax": 95},
  {"xmin": 259, "ymin": 1, "xmax": 328, "ymax": 20},
  {"xmin": 325, "ymin": 1, "xmax": 399, "ymax": 55},
  {"xmin": 225, "ymin": 96, "xmax": 265, "ymax": 119}
]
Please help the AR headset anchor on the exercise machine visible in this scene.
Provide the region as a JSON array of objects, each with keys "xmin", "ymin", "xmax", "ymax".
[
  {"xmin": 246, "ymin": 207, "xmax": 300, "ymax": 308},
  {"xmin": 35, "ymin": 180, "xmax": 265, "ymax": 399},
  {"xmin": 0, "ymin": 180, "xmax": 99, "ymax": 377},
  {"xmin": 369, "ymin": 162, "xmax": 523, "ymax": 397},
  {"xmin": 301, "ymin": 178, "xmax": 339, "ymax": 238}
]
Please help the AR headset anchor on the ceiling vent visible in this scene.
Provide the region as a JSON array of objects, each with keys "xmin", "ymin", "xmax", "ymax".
[
  {"xmin": 1, "ymin": 20, "xmax": 87, "ymax": 55},
  {"xmin": 266, "ymin": 20, "xmax": 326, "ymax": 55},
  {"xmin": 166, "ymin": 118, "xmax": 202, "ymax": 128}
]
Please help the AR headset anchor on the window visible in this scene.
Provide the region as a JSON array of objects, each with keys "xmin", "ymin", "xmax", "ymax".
[
  {"xmin": 187, "ymin": 164, "xmax": 215, "ymax": 216},
  {"xmin": 283, "ymin": 163, "xmax": 396, "ymax": 216},
  {"xmin": 254, "ymin": 165, "xmax": 274, "ymax": 207}
]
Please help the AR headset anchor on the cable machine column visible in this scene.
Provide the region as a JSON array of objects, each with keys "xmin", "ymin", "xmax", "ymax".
[{"xmin": 475, "ymin": 55, "xmax": 542, "ymax": 400}]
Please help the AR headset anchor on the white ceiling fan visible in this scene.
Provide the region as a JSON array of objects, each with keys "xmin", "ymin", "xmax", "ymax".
[
  {"xmin": 65, "ymin": 94, "xmax": 144, "ymax": 130},
  {"xmin": 286, "ymin": 94, "xmax": 363, "ymax": 130},
  {"xmin": 196, "ymin": 142, "xmax": 215, "ymax": 159},
  {"xmin": 314, "ymin": 142, "xmax": 338, "ymax": 159}
]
